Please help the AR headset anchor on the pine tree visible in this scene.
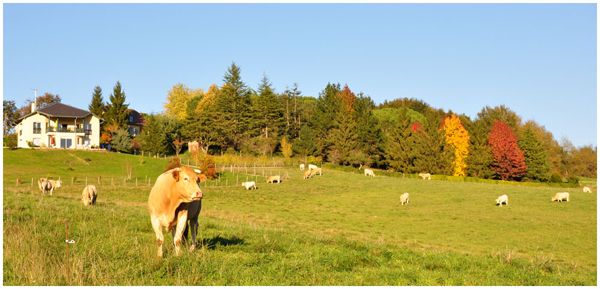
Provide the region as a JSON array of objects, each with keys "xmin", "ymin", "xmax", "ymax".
[
  {"xmin": 292, "ymin": 124, "xmax": 318, "ymax": 157},
  {"xmin": 311, "ymin": 83, "xmax": 344, "ymax": 157},
  {"xmin": 488, "ymin": 120, "xmax": 528, "ymax": 181},
  {"xmin": 255, "ymin": 74, "xmax": 284, "ymax": 139},
  {"xmin": 88, "ymin": 86, "xmax": 104, "ymax": 116},
  {"xmin": 105, "ymin": 81, "xmax": 129, "ymax": 128},
  {"xmin": 466, "ymin": 119, "xmax": 495, "ymax": 178},
  {"xmin": 328, "ymin": 111, "xmax": 358, "ymax": 165},
  {"xmin": 518, "ymin": 125, "xmax": 551, "ymax": 182},
  {"xmin": 384, "ymin": 110, "xmax": 414, "ymax": 173}
]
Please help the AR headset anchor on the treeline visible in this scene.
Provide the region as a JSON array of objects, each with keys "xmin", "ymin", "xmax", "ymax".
[{"xmin": 4, "ymin": 62, "xmax": 595, "ymax": 182}]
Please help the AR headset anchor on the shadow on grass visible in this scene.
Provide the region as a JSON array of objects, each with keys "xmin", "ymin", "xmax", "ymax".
[{"xmin": 200, "ymin": 234, "xmax": 245, "ymax": 250}]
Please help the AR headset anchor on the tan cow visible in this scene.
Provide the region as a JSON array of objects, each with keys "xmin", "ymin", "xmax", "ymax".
[
  {"xmin": 148, "ymin": 166, "xmax": 203, "ymax": 257},
  {"xmin": 38, "ymin": 178, "xmax": 62, "ymax": 196},
  {"xmin": 400, "ymin": 193, "xmax": 410, "ymax": 205},
  {"xmin": 81, "ymin": 185, "xmax": 98, "ymax": 206},
  {"xmin": 552, "ymin": 192, "xmax": 570, "ymax": 202},
  {"xmin": 303, "ymin": 170, "xmax": 313, "ymax": 180},
  {"xmin": 266, "ymin": 175, "xmax": 281, "ymax": 183},
  {"xmin": 583, "ymin": 186, "xmax": 592, "ymax": 193},
  {"xmin": 310, "ymin": 168, "xmax": 322, "ymax": 176},
  {"xmin": 418, "ymin": 173, "xmax": 431, "ymax": 180},
  {"xmin": 364, "ymin": 168, "xmax": 375, "ymax": 177}
]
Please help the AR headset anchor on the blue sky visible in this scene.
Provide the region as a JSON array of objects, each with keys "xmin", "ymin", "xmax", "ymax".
[{"xmin": 3, "ymin": 3, "xmax": 597, "ymax": 147}]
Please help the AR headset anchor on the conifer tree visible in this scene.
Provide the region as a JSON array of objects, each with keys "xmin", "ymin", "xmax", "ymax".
[
  {"xmin": 105, "ymin": 81, "xmax": 129, "ymax": 128},
  {"xmin": 518, "ymin": 125, "xmax": 551, "ymax": 181},
  {"xmin": 466, "ymin": 119, "xmax": 495, "ymax": 178},
  {"xmin": 328, "ymin": 111, "xmax": 358, "ymax": 164},
  {"xmin": 255, "ymin": 74, "xmax": 284, "ymax": 139},
  {"xmin": 88, "ymin": 86, "xmax": 104, "ymax": 116}
]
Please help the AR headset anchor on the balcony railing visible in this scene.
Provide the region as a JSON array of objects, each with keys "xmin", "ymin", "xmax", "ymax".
[{"xmin": 46, "ymin": 127, "xmax": 87, "ymax": 133}]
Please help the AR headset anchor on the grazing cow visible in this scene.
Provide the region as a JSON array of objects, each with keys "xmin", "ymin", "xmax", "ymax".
[
  {"xmin": 148, "ymin": 166, "xmax": 203, "ymax": 257},
  {"xmin": 364, "ymin": 169, "xmax": 375, "ymax": 177},
  {"xmin": 583, "ymin": 186, "xmax": 592, "ymax": 193},
  {"xmin": 552, "ymin": 192, "xmax": 570, "ymax": 202},
  {"xmin": 303, "ymin": 170, "xmax": 313, "ymax": 179},
  {"xmin": 496, "ymin": 194, "xmax": 508, "ymax": 207},
  {"xmin": 241, "ymin": 181, "xmax": 257, "ymax": 190},
  {"xmin": 38, "ymin": 178, "xmax": 62, "ymax": 196},
  {"xmin": 308, "ymin": 164, "xmax": 318, "ymax": 170},
  {"xmin": 81, "ymin": 185, "xmax": 98, "ymax": 206},
  {"xmin": 400, "ymin": 193, "xmax": 410, "ymax": 205},
  {"xmin": 418, "ymin": 173, "xmax": 431, "ymax": 180},
  {"xmin": 266, "ymin": 175, "xmax": 281, "ymax": 183},
  {"xmin": 300, "ymin": 164, "xmax": 305, "ymax": 170},
  {"xmin": 310, "ymin": 168, "xmax": 322, "ymax": 176}
]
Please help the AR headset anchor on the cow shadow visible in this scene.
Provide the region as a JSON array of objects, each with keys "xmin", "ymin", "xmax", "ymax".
[{"xmin": 199, "ymin": 235, "xmax": 245, "ymax": 250}]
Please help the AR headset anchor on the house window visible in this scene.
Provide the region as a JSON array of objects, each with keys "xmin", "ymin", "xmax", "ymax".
[
  {"xmin": 129, "ymin": 115, "xmax": 134, "ymax": 123},
  {"xmin": 84, "ymin": 124, "xmax": 92, "ymax": 135},
  {"xmin": 33, "ymin": 138, "xmax": 41, "ymax": 146},
  {"xmin": 129, "ymin": 126, "xmax": 133, "ymax": 135},
  {"xmin": 33, "ymin": 122, "xmax": 41, "ymax": 134},
  {"xmin": 134, "ymin": 127, "xmax": 138, "ymax": 135}
]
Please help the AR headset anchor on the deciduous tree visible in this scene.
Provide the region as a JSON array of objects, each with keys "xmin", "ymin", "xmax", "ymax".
[
  {"xmin": 488, "ymin": 120, "xmax": 527, "ymax": 181},
  {"xmin": 441, "ymin": 113, "xmax": 470, "ymax": 176}
]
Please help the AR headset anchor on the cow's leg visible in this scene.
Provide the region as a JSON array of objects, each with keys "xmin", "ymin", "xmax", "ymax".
[
  {"xmin": 189, "ymin": 219, "xmax": 198, "ymax": 251},
  {"xmin": 151, "ymin": 216, "xmax": 164, "ymax": 257},
  {"xmin": 172, "ymin": 212, "xmax": 188, "ymax": 256}
]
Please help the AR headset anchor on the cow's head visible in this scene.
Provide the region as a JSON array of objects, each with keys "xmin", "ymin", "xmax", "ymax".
[
  {"xmin": 172, "ymin": 166, "xmax": 203, "ymax": 202},
  {"xmin": 55, "ymin": 180, "xmax": 62, "ymax": 188}
]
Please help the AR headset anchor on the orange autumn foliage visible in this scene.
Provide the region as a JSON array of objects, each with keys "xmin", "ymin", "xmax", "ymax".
[{"xmin": 441, "ymin": 114, "xmax": 470, "ymax": 176}]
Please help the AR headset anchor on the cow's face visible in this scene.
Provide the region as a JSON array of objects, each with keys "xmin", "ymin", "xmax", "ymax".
[
  {"xmin": 55, "ymin": 180, "xmax": 62, "ymax": 188},
  {"xmin": 172, "ymin": 166, "xmax": 203, "ymax": 202}
]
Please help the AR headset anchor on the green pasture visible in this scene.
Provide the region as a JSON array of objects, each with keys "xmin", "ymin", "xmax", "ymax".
[{"xmin": 3, "ymin": 149, "xmax": 597, "ymax": 285}]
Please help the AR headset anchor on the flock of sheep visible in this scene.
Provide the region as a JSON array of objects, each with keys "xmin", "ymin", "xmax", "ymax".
[{"xmin": 36, "ymin": 165, "xmax": 594, "ymax": 208}]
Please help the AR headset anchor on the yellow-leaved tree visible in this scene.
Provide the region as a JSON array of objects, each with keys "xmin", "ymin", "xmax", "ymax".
[
  {"xmin": 442, "ymin": 113, "xmax": 470, "ymax": 176},
  {"xmin": 164, "ymin": 83, "xmax": 204, "ymax": 120}
]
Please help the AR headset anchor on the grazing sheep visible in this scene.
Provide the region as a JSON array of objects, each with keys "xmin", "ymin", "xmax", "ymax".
[
  {"xmin": 496, "ymin": 194, "xmax": 508, "ymax": 207},
  {"xmin": 308, "ymin": 164, "xmax": 318, "ymax": 170},
  {"xmin": 38, "ymin": 178, "xmax": 62, "ymax": 196},
  {"xmin": 303, "ymin": 170, "xmax": 313, "ymax": 180},
  {"xmin": 364, "ymin": 169, "xmax": 375, "ymax": 177},
  {"xmin": 583, "ymin": 186, "xmax": 592, "ymax": 193},
  {"xmin": 310, "ymin": 168, "xmax": 322, "ymax": 176},
  {"xmin": 300, "ymin": 164, "xmax": 305, "ymax": 170},
  {"xmin": 266, "ymin": 175, "xmax": 281, "ymax": 184},
  {"xmin": 400, "ymin": 193, "xmax": 410, "ymax": 205},
  {"xmin": 81, "ymin": 185, "xmax": 98, "ymax": 206},
  {"xmin": 552, "ymin": 192, "xmax": 570, "ymax": 202},
  {"xmin": 241, "ymin": 181, "xmax": 257, "ymax": 190},
  {"xmin": 418, "ymin": 173, "xmax": 431, "ymax": 180}
]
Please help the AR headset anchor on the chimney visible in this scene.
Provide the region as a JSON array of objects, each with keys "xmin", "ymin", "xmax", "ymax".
[{"xmin": 31, "ymin": 102, "xmax": 36, "ymax": 112}]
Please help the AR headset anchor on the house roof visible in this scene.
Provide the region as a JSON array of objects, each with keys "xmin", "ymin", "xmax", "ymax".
[
  {"xmin": 128, "ymin": 109, "xmax": 147, "ymax": 126},
  {"xmin": 16, "ymin": 102, "xmax": 103, "ymax": 124}
]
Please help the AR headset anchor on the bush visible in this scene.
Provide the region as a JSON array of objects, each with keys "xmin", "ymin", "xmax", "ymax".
[
  {"xmin": 550, "ymin": 172, "xmax": 563, "ymax": 183},
  {"xmin": 164, "ymin": 157, "xmax": 181, "ymax": 172},
  {"xmin": 5, "ymin": 134, "xmax": 17, "ymax": 150},
  {"xmin": 199, "ymin": 155, "xmax": 217, "ymax": 180},
  {"xmin": 567, "ymin": 175, "xmax": 580, "ymax": 185}
]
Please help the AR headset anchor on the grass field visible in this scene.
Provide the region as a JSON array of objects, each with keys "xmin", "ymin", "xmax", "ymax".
[{"xmin": 3, "ymin": 149, "xmax": 597, "ymax": 285}]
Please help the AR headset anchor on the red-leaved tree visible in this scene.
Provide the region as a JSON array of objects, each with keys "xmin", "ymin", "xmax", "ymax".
[{"xmin": 488, "ymin": 120, "xmax": 527, "ymax": 181}]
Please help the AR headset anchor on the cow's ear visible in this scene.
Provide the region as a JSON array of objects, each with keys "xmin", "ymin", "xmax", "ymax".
[{"xmin": 172, "ymin": 169, "xmax": 180, "ymax": 181}]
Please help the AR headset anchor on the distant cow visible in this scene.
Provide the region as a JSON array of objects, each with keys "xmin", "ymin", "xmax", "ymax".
[
  {"xmin": 300, "ymin": 164, "xmax": 305, "ymax": 170},
  {"xmin": 496, "ymin": 194, "xmax": 508, "ymax": 207},
  {"xmin": 583, "ymin": 186, "xmax": 592, "ymax": 193},
  {"xmin": 81, "ymin": 185, "xmax": 98, "ymax": 206},
  {"xmin": 241, "ymin": 181, "xmax": 257, "ymax": 190},
  {"xmin": 419, "ymin": 173, "xmax": 431, "ymax": 180},
  {"xmin": 552, "ymin": 192, "xmax": 570, "ymax": 202},
  {"xmin": 400, "ymin": 193, "xmax": 410, "ymax": 205},
  {"xmin": 266, "ymin": 175, "xmax": 281, "ymax": 183},
  {"xmin": 148, "ymin": 166, "xmax": 203, "ymax": 257},
  {"xmin": 364, "ymin": 169, "xmax": 375, "ymax": 177},
  {"xmin": 310, "ymin": 168, "xmax": 322, "ymax": 177},
  {"xmin": 38, "ymin": 178, "xmax": 62, "ymax": 196},
  {"xmin": 308, "ymin": 164, "xmax": 318, "ymax": 170},
  {"xmin": 303, "ymin": 170, "xmax": 313, "ymax": 180}
]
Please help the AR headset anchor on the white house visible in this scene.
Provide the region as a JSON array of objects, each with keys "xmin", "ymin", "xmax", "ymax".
[{"xmin": 14, "ymin": 102, "xmax": 103, "ymax": 149}]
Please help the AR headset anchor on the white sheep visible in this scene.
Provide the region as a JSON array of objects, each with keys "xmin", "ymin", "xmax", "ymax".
[
  {"xmin": 400, "ymin": 193, "xmax": 410, "ymax": 205},
  {"xmin": 496, "ymin": 194, "xmax": 508, "ymax": 207},
  {"xmin": 364, "ymin": 168, "xmax": 375, "ymax": 177},
  {"xmin": 418, "ymin": 173, "xmax": 431, "ymax": 180},
  {"xmin": 241, "ymin": 181, "xmax": 257, "ymax": 190},
  {"xmin": 583, "ymin": 186, "xmax": 592, "ymax": 193},
  {"xmin": 552, "ymin": 192, "xmax": 570, "ymax": 202}
]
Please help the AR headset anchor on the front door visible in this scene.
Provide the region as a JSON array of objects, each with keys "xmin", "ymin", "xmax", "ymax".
[{"xmin": 60, "ymin": 138, "xmax": 73, "ymax": 148}]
